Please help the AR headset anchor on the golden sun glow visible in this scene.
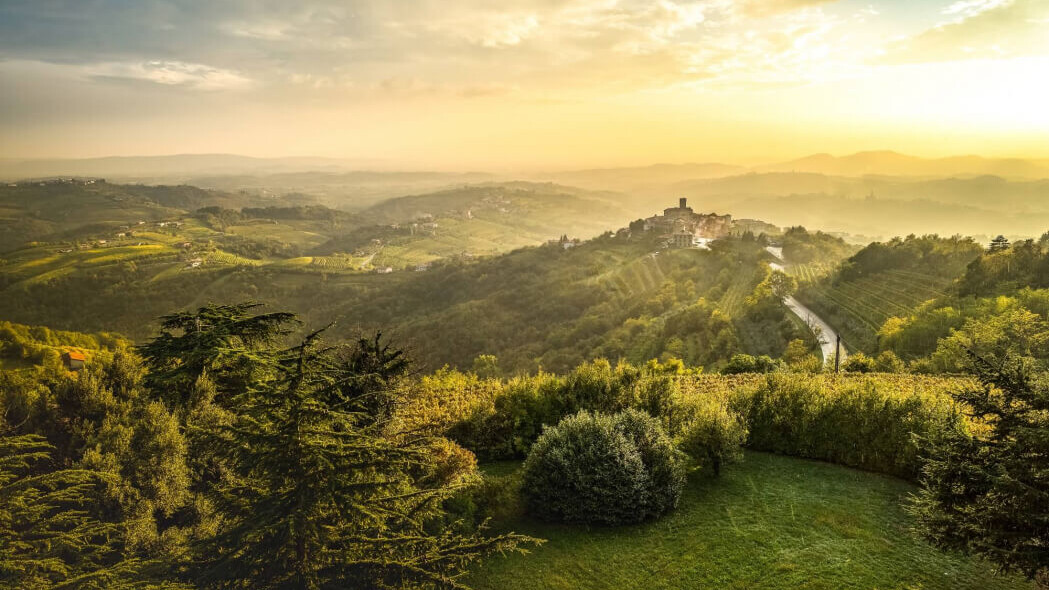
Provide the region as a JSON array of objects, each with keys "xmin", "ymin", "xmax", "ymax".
[{"xmin": 2, "ymin": 0, "xmax": 1048, "ymax": 166}]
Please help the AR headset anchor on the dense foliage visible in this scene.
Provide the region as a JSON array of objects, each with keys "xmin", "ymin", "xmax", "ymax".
[
  {"xmin": 1, "ymin": 305, "xmax": 536, "ymax": 589},
  {"xmin": 912, "ymin": 353, "xmax": 1049, "ymax": 580},
  {"xmin": 520, "ymin": 410, "xmax": 686, "ymax": 525},
  {"xmin": 419, "ymin": 362, "xmax": 968, "ymax": 481},
  {"xmin": 0, "ymin": 434, "xmax": 170, "ymax": 590},
  {"xmin": 741, "ymin": 373, "xmax": 966, "ymax": 479},
  {"xmin": 779, "ymin": 226, "xmax": 857, "ymax": 265}
]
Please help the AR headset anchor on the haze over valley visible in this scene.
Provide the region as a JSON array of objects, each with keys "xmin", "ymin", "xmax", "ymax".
[{"xmin": 3, "ymin": 1, "xmax": 1049, "ymax": 589}]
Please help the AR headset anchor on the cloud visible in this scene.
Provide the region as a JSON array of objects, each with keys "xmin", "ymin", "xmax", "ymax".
[
  {"xmin": 85, "ymin": 60, "xmax": 254, "ymax": 90},
  {"xmin": 881, "ymin": 0, "xmax": 1049, "ymax": 63},
  {"xmin": 0, "ymin": 0, "xmax": 896, "ymax": 105},
  {"xmin": 941, "ymin": 0, "xmax": 1013, "ymax": 20},
  {"xmin": 740, "ymin": 0, "xmax": 838, "ymax": 18}
]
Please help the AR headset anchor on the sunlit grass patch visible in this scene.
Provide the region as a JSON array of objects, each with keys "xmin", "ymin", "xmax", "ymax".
[{"xmin": 467, "ymin": 452, "xmax": 1032, "ymax": 590}]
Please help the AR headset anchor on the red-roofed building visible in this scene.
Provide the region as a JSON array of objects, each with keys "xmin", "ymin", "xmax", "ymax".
[{"xmin": 61, "ymin": 350, "xmax": 86, "ymax": 371}]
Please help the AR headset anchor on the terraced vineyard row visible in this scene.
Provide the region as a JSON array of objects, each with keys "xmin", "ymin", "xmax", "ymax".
[
  {"xmin": 718, "ymin": 266, "xmax": 756, "ymax": 316},
  {"xmin": 786, "ymin": 262, "xmax": 830, "ymax": 283},
  {"xmin": 602, "ymin": 255, "xmax": 667, "ymax": 299},
  {"xmin": 796, "ymin": 271, "xmax": 953, "ymax": 353}
]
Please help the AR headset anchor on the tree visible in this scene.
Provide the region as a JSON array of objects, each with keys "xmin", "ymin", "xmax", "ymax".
[
  {"xmin": 190, "ymin": 329, "xmax": 534, "ymax": 589},
  {"xmin": 0, "ymin": 433, "xmax": 166, "ymax": 589},
  {"xmin": 911, "ymin": 352, "xmax": 1049, "ymax": 580},
  {"xmin": 471, "ymin": 354, "xmax": 500, "ymax": 379},
  {"xmin": 722, "ymin": 354, "xmax": 782, "ymax": 375},
  {"xmin": 988, "ymin": 235, "xmax": 1010, "ymax": 253},
  {"xmin": 138, "ymin": 302, "xmax": 298, "ymax": 409}
]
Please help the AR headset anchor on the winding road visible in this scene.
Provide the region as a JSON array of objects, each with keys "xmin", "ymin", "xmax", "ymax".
[{"xmin": 765, "ymin": 246, "xmax": 847, "ymax": 366}]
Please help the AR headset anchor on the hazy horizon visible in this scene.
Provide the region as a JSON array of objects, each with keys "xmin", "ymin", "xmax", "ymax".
[{"xmin": 3, "ymin": 0, "xmax": 1049, "ymax": 168}]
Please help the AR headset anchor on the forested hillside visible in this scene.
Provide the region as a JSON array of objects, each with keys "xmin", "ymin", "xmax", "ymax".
[
  {"xmin": 0, "ymin": 226, "xmax": 811, "ymax": 373},
  {"xmin": 794, "ymin": 235, "xmax": 983, "ymax": 352}
]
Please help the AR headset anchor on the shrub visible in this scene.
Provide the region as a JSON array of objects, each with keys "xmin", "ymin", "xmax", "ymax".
[
  {"xmin": 446, "ymin": 470, "xmax": 524, "ymax": 530},
  {"xmin": 520, "ymin": 410, "xmax": 686, "ymax": 525},
  {"xmin": 874, "ymin": 350, "xmax": 906, "ymax": 373},
  {"xmin": 676, "ymin": 402, "xmax": 747, "ymax": 476},
  {"xmin": 842, "ymin": 352, "xmax": 876, "ymax": 373},
  {"xmin": 743, "ymin": 374, "xmax": 965, "ymax": 479},
  {"xmin": 722, "ymin": 353, "xmax": 782, "ymax": 374}
]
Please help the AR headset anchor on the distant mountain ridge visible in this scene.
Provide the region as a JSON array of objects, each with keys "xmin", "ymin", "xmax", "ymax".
[
  {"xmin": 0, "ymin": 154, "xmax": 393, "ymax": 182},
  {"xmin": 757, "ymin": 151, "xmax": 1049, "ymax": 179},
  {"xmin": 5, "ymin": 151, "xmax": 1048, "ymax": 185}
]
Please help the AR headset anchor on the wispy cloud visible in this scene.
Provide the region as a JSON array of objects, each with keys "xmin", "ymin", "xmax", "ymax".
[
  {"xmin": 85, "ymin": 60, "xmax": 254, "ymax": 90},
  {"xmin": 881, "ymin": 0, "xmax": 1049, "ymax": 63}
]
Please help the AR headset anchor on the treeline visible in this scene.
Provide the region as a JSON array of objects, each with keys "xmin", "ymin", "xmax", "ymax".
[
  {"xmin": 834, "ymin": 234, "xmax": 982, "ymax": 283},
  {"xmin": 779, "ymin": 226, "xmax": 857, "ymax": 265},
  {"xmin": 195, "ymin": 204, "xmax": 355, "ymax": 233},
  {"xmin": 410, "ymin": 360, "xmax": 967, "ymax": 481}
]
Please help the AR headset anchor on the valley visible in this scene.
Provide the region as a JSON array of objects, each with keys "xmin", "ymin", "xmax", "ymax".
[{"xmin": 3, "ymin": 156, "xmax": 1049, "ymax": 590}]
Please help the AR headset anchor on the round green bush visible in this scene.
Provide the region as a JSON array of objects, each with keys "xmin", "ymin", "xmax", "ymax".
[{"xmin": 520, "ymin": 409, "xmax": 686, "ymax": 525}]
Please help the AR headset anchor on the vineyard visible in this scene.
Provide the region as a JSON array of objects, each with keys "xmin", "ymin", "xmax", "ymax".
[
  {"xmin": 796, "ymin": 270, "xmax": 952, "ymax": 352},
  {"xmin": 599, "ymin": 253, "xmax": 668, "ymax": 299},
  {"xmin": 785, "ymin": 262, "xmax": 831, "ymax": 283}
]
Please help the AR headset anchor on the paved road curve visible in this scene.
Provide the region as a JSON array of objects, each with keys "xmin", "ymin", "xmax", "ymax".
[{"xmin": 766, "ymin": 247, "xmax": 847, "ymax": 366}]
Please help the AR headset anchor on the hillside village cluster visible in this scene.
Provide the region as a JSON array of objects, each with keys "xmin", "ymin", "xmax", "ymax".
[
  {"xmin": 546, "ymin": 197, "xmax": 733, "ymax": 250},
  {"xmin": 641, "ymin": 197, "xmax": 733, "ymax": 248}
]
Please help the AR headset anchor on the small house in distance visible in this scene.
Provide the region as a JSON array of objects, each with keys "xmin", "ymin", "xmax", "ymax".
[{"xmin": 61, "ymin": 350, "xmax": 86, "ymax": 371}]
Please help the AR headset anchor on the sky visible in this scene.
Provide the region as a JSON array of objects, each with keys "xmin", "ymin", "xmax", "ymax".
[{"xmin": 1, "ymin": 0, "xmax": 1048, "ymax": 169}]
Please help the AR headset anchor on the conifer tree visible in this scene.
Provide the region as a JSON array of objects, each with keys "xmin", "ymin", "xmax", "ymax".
[
  {"xmin": 912, "ymin": 352, "xmax": 1049, "ymax": 580},
  {"xmin": 189, "ymin": 328, "xmax": 535, "ymax": 589},
  {"xmin": 0, "ymin": 433, "xmax": 171, "ymax": 589},
  {"xmin": 988, "ymin": 234, "xmax": 1010, "ymax": 253},
  {"xmin": 138, "ymin": 302, "xmax": 298, "ymax": 409}
]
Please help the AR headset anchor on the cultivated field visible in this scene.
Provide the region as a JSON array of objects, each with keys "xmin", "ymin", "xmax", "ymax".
[{"xmin": 796, "ymin": 270, "xmax": 952, "ymax": 351}]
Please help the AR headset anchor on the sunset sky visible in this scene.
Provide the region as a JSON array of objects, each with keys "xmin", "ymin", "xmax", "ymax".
[{"xmin": 2, "ymin": 0, "xmax": 1048, "ymax": 169}]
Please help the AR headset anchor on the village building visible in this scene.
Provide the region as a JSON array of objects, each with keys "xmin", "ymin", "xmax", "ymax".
[
  {"xmin": 61, "ymin": 350, "xmax": 86, "ymax": 371},
  {"xmin": 642, "ymin": 197, "xmax": 731, "ymax": 248}
]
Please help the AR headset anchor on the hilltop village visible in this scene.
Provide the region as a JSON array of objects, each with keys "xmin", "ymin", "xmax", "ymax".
[{"xmin": 641, "ymin": 197, "xmax": 733, "ymax": 248}]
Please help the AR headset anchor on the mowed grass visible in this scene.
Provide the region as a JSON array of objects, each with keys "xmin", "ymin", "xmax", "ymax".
[{"xmin": 467, "ymin": 452, "xmax": 1032, "ymax": 590}]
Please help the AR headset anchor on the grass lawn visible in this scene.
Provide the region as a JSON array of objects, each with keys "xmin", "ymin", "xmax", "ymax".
[{"xmin": 467, "ymin": 452, "xmax": 1033, "ymax": 590}]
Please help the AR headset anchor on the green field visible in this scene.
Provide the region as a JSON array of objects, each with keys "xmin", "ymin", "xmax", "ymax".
[
  {"xmin": 796, "ymin": 270, "xmax": 952, "ymax": 352},
  {"xmin": 468, "ymin": 452, "xmax": 1031, "ymax": 590}
]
